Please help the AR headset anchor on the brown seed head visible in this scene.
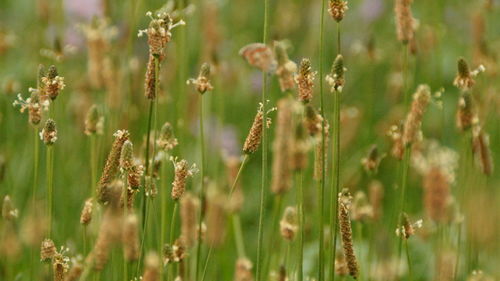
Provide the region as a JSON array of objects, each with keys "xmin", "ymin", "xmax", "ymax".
[
  {"xmin": 280, "ymin": 206, "xmax": 298, "ymax": 241},
  {"xmin": 84, "ymin": 104, "xmax": 102, "ymax": 135},
  {"xmin": 326, "ymin": 55, "xmax": 346, "ymax": 92},
  {"xmin": 143, "ymin": 252, "xmax": 161, "ymax": 281},
  {"xmin": 53, "ymin": 252, "xmax": 69, "ymax": 281},
  {"xmin": 456, "ymin": 92, "xmax": 475, "ymax": 132},
  {"xmin": 472, "ymin": 127, "xmax": 493, "ymax": 176},
  {"xmin": 97, "ymin": 130, "xmax": 130, "ymax": 203},
  {"xmin": 180, "ymin": 192, "xmax": 199, "ymax": 248},
  {"xmin": 171, "ymin": 157, "xmax": 197, "ymax": 200},
  {"xmin": 243, "ymin": 103, "xmax": 275, "ymax": 154},
  {"xmin": 138, "ymin": 12, "xmax": 185, "ymax": 58},
  {"xmin": 187, "ymin": 63, "xmax": 214, "ymax": 94},
  {"xmin": 65, "ymin": 261, "xmax": 83, "ymax": 281},
  {"xmin": 394, "ymin": 0, "xmax": 416, "ymax": 44},
  {"xmin": 80, "ymin": 198, "xmax": 94, "ymax": 225},
  {"xmin": 454, "ymin": 58, "xmax": 475, "ymax": 91},
  {"xmin": 295, "ymin": 58, "xmax": 316, "ymax": 103},
  {"xmin": 291, "ymin": 122, "xmax": 310, "ymax": 171},
  {"xmin": 234, "ymin": 257, "xmax": 254, "ymax": 281},
  {"xmin": 40, "ymin": 238, "xmax": 56, "ymax": 262},
  {"xmin": 328, "ymin": 0, "xmax": 349, "ymax": 22},
  {"xmin": 423, "ymin": 167, "xmax": 450, "ymax": 223},
  {"xmin": 41, "ymin": 118, "xmax": 58, "ymax": 145},
  {"xmin": 338, "ymin": 189, "xmax": 358, "ymax": 279},
  {"xmin": 157, "ymin": 122, "xmax": 178, "ymax": 151},
  {"xmin": 206, "ymin": 185, "xmax": 227, "ymax": 247},
  {"xmin": 304, "ymin": 105, "xmax": 323, "ymax": 136},
  {"xmin": 274, "ymin": 41, "xmax": 297, "ymax": 92},
  {"xmin": 123, "ymin": 213, "xmax": 140, "ymax": 261},
  {"xmin": 402, "ymin": 84, "xmax": 431, "ymax": 146},
  {"xmin": 145, "ymin": 54, "xmax": 159, "ymax": 100},
  {"xmin": 42, "ymin": 65, "xmax": 65, "ymax": 100},
  {"xmin": 271, "ymin": 98, "xmax": 294, "ymax": 194}
]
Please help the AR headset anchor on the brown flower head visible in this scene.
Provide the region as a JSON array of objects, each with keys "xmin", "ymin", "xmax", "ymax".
[
  {"xmin": 402, "ymin": 84, "xmax": 431, "ymax": 146},
  {"xmin": 42, "ymin": 65, "xmax": 65, "ymax": 100},
  {"xmin": 274, "ymin": 41, "xmax": 297, "ymax": 92},
  {"xmin": 394, "ymin": 0, "xmax": 416, "ymax": 44},
  {"xmin": 295, "ymin": 58, "xmax": 316, "ymax": 103},
  {"xmin": 326, "ymin": 55, "xmax": 346, "ymax": 93},
  {"xmin": 187, "ymin": 62, "xmax": 214, "ymax": 94},
  {"xmin": 157, "ymin": 122, "xmax": 178, "ymax": 151},
  {"xmin": 138, "ymin": 11, "xmax": 185, "ymax": 58},
  {"xmin": 243, "ymin": 102, "xmax": 276, "ymax": 154},
  {"xmin": 453, "ymin": 57, "xmax": 485, "ymax": 91},
  {"xmin": 170, "ymin": 157, "xmax": 198, "ymax": 200},
  {"xmin": 280, "ymin": 206, "xmax": 298, "ymax": 241},
  {"xmin": 84, "ymin": 104, "xmax": 103, "ymax": 135},
  {"xmin": 328, "ymin": 0, "xmax": 349, "ymax": 22},
  {"xmin": 40, "ymin": 118, "xmax": 57, "ymax": 145}
]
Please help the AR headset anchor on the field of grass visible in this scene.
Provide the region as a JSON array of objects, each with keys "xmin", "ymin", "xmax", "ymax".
[{"xmin": 0, "ymin": 0, "xmax": 499, "ymax": 280}]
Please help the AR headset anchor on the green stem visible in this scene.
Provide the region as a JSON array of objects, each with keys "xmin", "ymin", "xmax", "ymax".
[
  {"xmin": 201, "ymin": 246, "xmax": 213, "ymax": 281},
  {"xmin": 31, "ymin": 126, "xmax": 39, "ymax": 279},
  {"xmin": 169, "ymin": 202, "xmax": 178, "ymax": 244},
  {"xmin": 318, "ymin": 0, "xmax": 327, "ymax": 279},
  {"xmin": 405, "ymin": 239, "xmax": 412, "ymax": 281},
  {"xmin": 330, "ymin": 90, "xmax": 341, "ymax": 281},
  {"xmin": 142, "ymin": 99, "xmax": 155, "ymax": 229},
  {"xmin": 229, "ymin": 155, "xmax": 249, "ymax": 196},
  {"xmin": 232, "ymin": 214, "xmax": 246, "ymax": 258},
  {"xmin": 46, "ymin": 145, "xmax": 54, "ymax": 237},
  {"xmin": 397, "ymin": 146, "xmax": 411, "ymax": 275},
  {"xmin": 196, "ymin": 94, "xmax": 206, "ymax": 281},
  {"xmin": 263, "ymin": 195, "xmax": 283, "ymax": 278},
  {"xmin": 297, "ymin": 172, "xmax": 304, "ymax": 281},
  {"xmin": 123, "ymin": 171, "xmax": 129, "ymax": 281},
  {"xmin": 454, "ymin": 223, "xmax": 462, "ymax": 281},
  {"xmin": 160, "ymin": 157, "xmax": 169, "ymax": 280},
  {"xmin": 90, "ymin": 134, "xmax": 97, "ymax": 197},
  {"xmin": 256, "ymin": 0, "xmax": 270, "ymax": 278}
]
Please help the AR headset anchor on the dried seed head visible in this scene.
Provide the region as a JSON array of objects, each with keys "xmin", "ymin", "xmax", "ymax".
[
  {"xmin": 98, "ymin": 179, "xmax": 124, "ymax": 208},
  {"xmin": 396, "ymin": 213, "xmax": 422, "ymax": 239},
  {"xmin": 40, "ymin": 118, "xmax": 57, "ymax": 145},
  {"xmin": 187, "ymin": 63, "xmax": 214, "ymax": 94},
  {"xmin": 335, "ymin": 251, "xmax": 349, "ymax": 276},
  {"xmin": 206, "ymin": 185, "xmax": 227, "ymax": 247},
  {"xmin": 326, "ymin": 55, "xmax": 346, "ymax": 92},
  {"xmin": 157, "ymin": 122, "xmax": 178, "ymax": 151},
  {"xmin": 472, "ymin": 127, "xmax": 493, "ymax": 176},
  {"xmin": 65, "ymin": 260, "xmax": 84, "ymax": 281},
  {"xmin": 93, "ymin": 201, "xmax": 123, "ymax": 270},
  {"xmin": 453, "ymin": 58, "xmax": 485, "ymax": 91},
  {"xmin": 40, "ymin": 238, "xmax": 56, "ymax": 262},
  {"xmin": 313, "ymin": 119, "xmax": 330, "ymax": 181},
  {"xmin": 53, "ymin": 252, "xmax": 69, "ymax": 281},
  {"xmin": 120, "ymin": 140, "xmax": 134, "ymax": 171},
  {"xmin": 2, "ymin": 195, "xmax": 18, "ymax": 221},
  {"xmin": 143, "ymin": 252, "xmax": 160, "ymax": 281},
  {"xmin": 163, "ymin": 238, "xmax": 187, "ymax": 265},
  {"xmin": 338, "ymin": 189, "xmax": 358, "ymax": 279},
  {"xmin": 239, "ymin": 43, "xmax": 276, "ymax": 72},
  {"xmin": 394, "ymin": 0, "xmax": 416, "ymax": 44},
  {"xmin": 271, "ymin": 98, "xmax": 294, "ymax": 194},
  {"xmin": 304, "ymin": 105, "xmax": 323, "ymax": 136},
  {"xmin": 368, "ymin": 180, "xmax": 384, "ymax": 221},
  {"xmin": 295, "ymin": 58, "xmax": 316, "ymax": 103},
  {"xmin": 456, "ymin": 92, "xmax": 475, "ymax": 132},
  {"xmin": 171, "ymin": 157, "xmax": 198, "ymax": 200},
  {"xmin": 42, "ymin": 65, "xmax": 65, "ymax": 100},
  {"xmin": 145, "ymin": 54, "xmax": 159, "ymax": 99},
  {"xmin": 243, "ymin": 102, "xmax": 275, "ymax": 154},
  {"xmin": 97, "ymin": 130, "xmax": 130, "ymax": 203},
  {"xmin": 80, "ymin": 198, "xmax": 94, "ymax": 225},
  {"xmin": 128, "ymin": 163, "xmax": 144, "ymax": 191},
  {"xmin": 328, "ymin": 0, "xmax": 349, "ymax": 22},
  {"xmin": 138, "ymin": 12, "xmax": 185, "ymax": 58},
  {"xmin": 361, "ymin": 144, "xmax": 384, "ymax": 173},
  {"xmin": 388, "ymin": 123, "xmax": 405, "ymax": 160},
  {"xmin": 21, "ymin": 203, "xmax": 47, "ymax": 246},
  {"xmin": 28, "ymin": 90, "xmax": 42, "ymax": 125},
  {"xmin": 423, "ymin": 167, "xmax": 450, "ymax": 223},
  {"xmin": 274, "ymin": 41, "xmax": 297, "ymax": 92},
  {"xmin": 402, "ymin": 84, "xmax": 431, "ymax": 146},
  {"xmin": 180, "ymin": 192, "xmax": 199, "ymax": 248},
  {"xmin": 123, "ymin": 213, "xmax": 140, "ymax": 261},
  {"xmin": 234, "ymin": 257, "xmax": 254, "ymax": 281},
  {"xmin": 85, "ymin": 105, "xmax": 103, "ymax": 135},
  {"xmin": 280, "ymin": 206, "xmax": 298, "ymax": 241}
]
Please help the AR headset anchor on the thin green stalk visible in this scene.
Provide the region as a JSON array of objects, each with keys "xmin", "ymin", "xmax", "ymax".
[
  {"xmin": 142, "ymin": 99, "xmax": 155, "ymax": 228},
  {"xmin": 405, "ymin": 240, "xmax": 412, "ymax": 281},
  {"xmin": 46, "ymin": 145, "xmax": 54, "ymax": 237},
  {"xmin": 397, "ymin": 147, "xmax": 411, "ymax": 275},
  {"xmin": 318, "ymin": 0, "xmax": 327, "ymax": 279},
  {"xmin": 454, "ymin": 222, "xmax": 462, "ymax": 281},
  {"xmin": 263, "ymin": 194, "xmax": 283, "ymax": 279},
  {"xmin": 232, "ymin": 214, "xmax": 246, "ymax": 258},
  {"xmin": 297, "ymin": 172, "xmax": 304, "ymax": 281},
  {"xmin": 256, "ymin": 0, "xmax": 270, "ymax": 279},
  {"xmin": 196, "ymin": 94, "xmax": 206, "ymax": 281},
  {"xmin": 229, "ymin": 155, "xmax": 249, "ymax": 196},
  {"xmin": 90, "ymin": 134, "xmax": 97, "ymax": 197},
  {"xmin": 31, "ymin": 126, "xmax": 39, "ymax": 279},
  {"xmin": 169, "ymin": 202, "xmax": 178, "ymax": 244},
  {"xmin": 201, "ymin": 246, "xmax": 214, "ymax": 281},
  {"xmin": 330, "ymin": 89, "xmax": 341, "ymax": 281},
  {"xmin": 160, "ymin": 157, "xmax": 169, "ymax": 280},
  {"xmin": 123, "ymin": 172, "xmax": 129, "ymax": 281}
]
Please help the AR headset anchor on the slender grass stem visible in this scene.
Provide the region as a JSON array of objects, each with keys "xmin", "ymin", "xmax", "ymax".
[
  {"xmin": 397, "ymin": 146, "xmax": 411, "ymax": 275},
  {"xmin": 297, "ymin": 172, "xmax": 304, "ymax": 281},
  {"xmin": 142, "ymin": 99, "xmax": 155, "ymax": 229},
  {"xmin": 263, "ymin": 194, "xmax": 283, "ymax": 279},
  {"xmin": 405, "ymin": 240, "xmax": 412, "ymax": 281},
  {"xmin": 229, "ymin": 155, "xmax": 249, "ymax": 196},
  {"xmin": 256, "ymin": 0, "xmax": 270, "ymax": 279},
  {"xmin": 232, "ymin": 214, "xmax": 246, "ymax": 258},
  {"xmin": 90, "ymin": 134, "xmax": 97, "ymax": 197},
  {"xmin": 123, "ymin": 171, "xmax": 129, "ymax": 281},
  {"xmin": 201, "ymin": 246, "xmax": 214, "ymax": 281},
  {"xmin": 31, "ymin": 126, "xmax": 39, "ymax": 279},
  {"xmin": 454, "ymin": 222, "xmax": 462, "ymax": 281},
  {"xmin": 318, "ymin": 0, "xmax": 327, "ymax": 279},
  {"xmin": 169, "ymin": 202, "xmax": 178, "ymax": 244},
  {"xmin": 46, "ymin": 145, "xmax": 54, "ymax": 237},
  {"xmin": 196, "ymin": 94, "xmax": 206, "ymax": 281},
  {"xmin": 160, "ymin": 157, "xmax": 169, "ymax": 280},
  {"xmin": 330, "ymin": 90, "xmax": 341, "ymax": 281}
]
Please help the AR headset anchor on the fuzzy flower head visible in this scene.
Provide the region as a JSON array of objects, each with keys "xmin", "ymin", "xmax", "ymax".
[
  {"xmin": 242, "ymin": 101, "xmax": 277, "ymax": 154},
  {"xmin": 40, "ymin": 119, "xmax": 57, "ymax": 145},
  {"xmin": 157, "ymin": 122, "xmax": 178, "ymax": 151},
  {"xmin": 12, "ymin": 89, "xmax": 47, "ymax": 126},
  {"xmin": 326, "ymin": 55, "xmax": 346, "ymax": 93},
  {"xmin": 329, "ymin": 0, "xmax": 349, "ymax": 22},
  {"xmin": 170, "ymin": 157, "xmax": 198, "ymax": 200},
  {"xmin": 41, "ymin": 65, "xmax": 65, "ymax": 100},
  {"xmin": 274, "ymin": 41, "xmax": 297, "ymax": 92},
  {"xmin": 396, "ymin": 213, "xmax": 422, "ymax": 239},
  {"xmin": 453, "ymin": 58, "xmax": 485, "ymax": 91},
  {"xmin": 295, "ymin": 58, "xmax": 316, "ymax": 103},
  {"xmin": 361, "ymin": 144, "xmax": 385, "ymax": 173},
  {"xmin": 84, "ymin": 105, "xmax": 104, "ymax": 136},
  {"xmin": 138, "ymin": 11, "xmax": 185, "ymax": 57},
  {"xmin": 187, "ymin": 63, "xmax": 214, "ymax": 94}
]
